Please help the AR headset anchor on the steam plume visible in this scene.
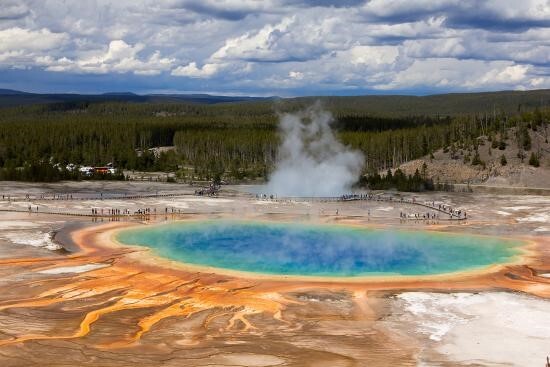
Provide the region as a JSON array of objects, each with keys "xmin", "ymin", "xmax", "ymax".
[{"xmin": 266, "ymin": 103, "xmax": 364, "ymax": 197}]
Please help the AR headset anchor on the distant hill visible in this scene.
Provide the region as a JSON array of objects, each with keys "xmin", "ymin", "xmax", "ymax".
[
  {"xmin": 0, "ymin": 89, "xmax": 32, "ymax": 95},
  {"xmin": 285, "ymin": 89, "xmax": 550, "ymax": 116},
  {"xmin": 101, "ymin": 92, "xmax": 139, "ymax": 96},
  {"xmin": 1, "ymin": 88, "xmax": 549, "ymax": 116},
  {"xmin": 0, "ymin": 90, "xmax": 273, "ymax": 107}
]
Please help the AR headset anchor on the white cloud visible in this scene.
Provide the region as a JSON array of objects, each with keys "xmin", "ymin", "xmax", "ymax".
[
  {"xmin": 378, "ymin": 58, "xmax": 543, "ymax": 91},
  {"xmin": 362, "ymin": 0, "xmax": 459, "ymax": 19},
  {"xmin": 402, "ymin": 38, "xmax": 466, "ymax": 59},
  {"xmin": 482, "ymin": 0, "xmax": 550, "ymax": 22},
  {"xmin": 289, "ymin": 71, "xmax": 304, "ymax": 80},
  {"xmin": 0, "ymin": 1, "xmax": 29, "ymax": 19},
  {"xmin": 349, "ymin": 45, "xmax": 399, "ymax": 67},
  {"xmin": 0, "ymin": 27, "xmax": 68, "ymax": 53},
  {"xmin": 211, "ymin": 17, "xmax": 296, "ymax": 62},
  {"xmin": 171, "ymin": 62, "xmax": 221, "ymax": 78},
  {"xmin": 366, "ymin": 16, "xmax": 450, "ymax": 40},
  {"xmin": 0, "ymin": 27, "xmax": 69, "ymax": 67},
  {"xmin": 178, "ymin": 0, "xmax": 274, "ymax": 19},
  {"xmin": 210, "ymin": 12, "xmax": 351, "ymax": 63},
  {"xmin": 1, "ymin": 0, "xmax": 550, "ymax": 93},
  {"xmin": 40, "ymin": 40, "xmax": 174, "ymax": 75},
  {"xmin": 469, "ymin": 64, "xmax": 530, "ymax": 87}
]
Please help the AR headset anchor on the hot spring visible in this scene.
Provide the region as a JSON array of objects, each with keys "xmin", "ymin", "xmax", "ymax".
[{"xmin": 116, "ymin": 221, "xmax": 523, "ymax": 278}]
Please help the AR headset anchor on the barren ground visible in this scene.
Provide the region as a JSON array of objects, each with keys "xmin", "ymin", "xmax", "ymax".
[{"xmin": 0, "ymin": 181, "xmax": 549, "ymax": 366}]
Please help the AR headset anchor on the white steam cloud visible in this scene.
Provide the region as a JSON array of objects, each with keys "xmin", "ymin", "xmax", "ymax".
[{"xmin": 266, "ymin": 103, "xmax": 364, "ymax": 197}]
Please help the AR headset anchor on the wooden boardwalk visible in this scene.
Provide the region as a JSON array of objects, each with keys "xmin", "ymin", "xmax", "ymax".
[
  {"xmin": 1, "ymin": 191, "xmax": 466, "ymax": 220},
  {"xmin": 258, "ymin": 193, "xmax": 467, "ymax": 220},
  {"xmin": 2, "ymin": 192, "xmax": 193, "ymax": 202}
]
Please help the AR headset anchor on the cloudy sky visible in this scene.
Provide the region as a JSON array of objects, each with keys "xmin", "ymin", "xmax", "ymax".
[{"xmin": 1, "ymin": 0, "xmax": 549, "ymax": 95}]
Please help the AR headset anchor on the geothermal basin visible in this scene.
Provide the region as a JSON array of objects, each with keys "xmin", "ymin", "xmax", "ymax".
[
  {"xmin": 116, "ymin": 220, "xmax": 524, "ymax": 278},
  {"xmin": 0, "ymin": 182, "xmax": 549, "ymax": 367}
]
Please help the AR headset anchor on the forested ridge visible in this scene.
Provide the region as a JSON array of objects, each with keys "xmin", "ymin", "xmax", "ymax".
[{"xmin": 0, "ymin": 93, "xmax": 549, "ymax": 183}]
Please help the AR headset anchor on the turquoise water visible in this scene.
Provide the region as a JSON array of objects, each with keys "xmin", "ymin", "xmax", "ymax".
[{"xmin": 116, "ymin": 221, "xmax": 522, "ymax": 277}]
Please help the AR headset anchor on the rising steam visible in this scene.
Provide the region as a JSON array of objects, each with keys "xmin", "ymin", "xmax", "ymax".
[{"xmin": 266, "ymin": 103, "xmax": 364, "ymax": 197}]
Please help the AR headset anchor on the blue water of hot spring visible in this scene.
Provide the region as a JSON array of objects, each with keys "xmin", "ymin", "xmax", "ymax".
[{"xmin": 116, "ymin": 220, "xmax": 522, "ymax": 277}]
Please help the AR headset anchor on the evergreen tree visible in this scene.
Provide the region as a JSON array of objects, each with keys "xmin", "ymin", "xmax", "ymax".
[
  {"xmin": 500, "ymin": 154, "xmax": 507, "ymax": 166},
  {"xmin": 529, "ymin": 152, "xmax": 540, "ymax": 167}
]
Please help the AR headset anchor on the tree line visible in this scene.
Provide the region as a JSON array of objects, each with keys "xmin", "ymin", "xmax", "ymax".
[{"xmin": 0, "ymin": 101, "xmax": 548, "ymax": 184}]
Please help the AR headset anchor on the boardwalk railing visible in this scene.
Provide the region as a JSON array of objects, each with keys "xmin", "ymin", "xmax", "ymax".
[
  {"xmin": 255, "ymin": 193, "xmax": 466, "ymax": 220},
  {"xmin": 1, "ymin": 192, "xmax": 194, "ymax": 202},
  {"xmin": 1, "ymin": 191, "xmax": 466, "ymax": 220}
]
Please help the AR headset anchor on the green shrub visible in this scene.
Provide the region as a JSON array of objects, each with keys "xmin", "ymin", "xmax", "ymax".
[
  {"xmin": 529, "ymin": 152, "xmax": 540, "ymax": 167},
  {"xmin": 500, "ymin": 154, "xmax": 507, "ymax": 166}
]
